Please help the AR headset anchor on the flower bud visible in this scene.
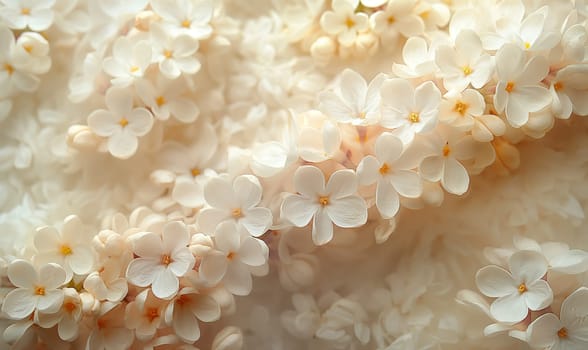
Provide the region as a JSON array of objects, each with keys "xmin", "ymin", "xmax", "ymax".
[
  {"xmin": 310, "ymin": 36, "xmax": 335, "ymax": 65},
  {"xmin": 212, "ymin": 326, "xmax": 243, "ymax": 350}
]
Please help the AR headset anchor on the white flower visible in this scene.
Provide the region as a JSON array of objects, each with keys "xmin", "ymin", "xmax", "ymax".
[
  {"xmin": 493, "ymin": 44, "xmax": 551, "ymax": 127},
  {"xmin": 13, "ymin": 32, "xmax": 51, "ymax": 75},
  {"xmin": 33, "ymin": 215, "xmax": 94, "ymax": 282},
  {"xmin": 476, "ymin": 250, "xmax": 553, "ymax": 323},
  {"xmin": 360, "ymin": 0, "xmax": 387, "ymax": 8},
  {"xmin": 135, "ymin": 77, "xmax": 200, "ymax": 122},
  {"xmin": 391, "ymin": 37, "xmax": 437, "ymax": 78},
  {"xmin": 281, "ymin": 166, "xmax": 368, "ymax": 245},
  {"xmin": 199, "ymin": 221, "xmax": 269, "ymax": 295},
  {"xmin": 0, "ymin": 26, "xmax": 40, "ymax": 95},
  {"xmin": 317, "ymin": 298, "xmax": 371, "ymax": 346},
  {"xmin": 380, "ymin": 79, "xmax": 441, "ymax": 144},
  {"xmin": 370, "ymin": 0, "xmax": 424, "ymax": 37},
  {"xmin": 151, "ymin": 0, "xmax": 214, "ymax": 40},
  {"xmin": 419, "ymin": 129, "xmax": 476, "ymax": 195},
  {"xmin": 550, "ymin": 64, "xmax": 588, "ymax": 119},
  {"xmin": 527, "ymin": 287, "xmax": 588, "ymax": 350},
  {"xmin": 83, "ymin": 259, "xmax": 128, "ymax": 302},
  {"xmin": 125, "ymin": 289, "xmax": 168, "ymax": 341},
  {"xmin": 435, "ymin": 30, "xmax": 493, "ymax": 92},
  {"xmin": 102, "ymin": 37, "xmax": 152, "ymax": 87},
  {"xmin": 165, "ymin": 288, "xmax": 221, "ymax": 343},
  {"xmin": 36, "ymin": 288, "xmax": 82, "ymax": 342},
  {"xmin": 357, "ymin": 133, "xmax": 422, "ymax": 218},
  {"xmin": 87, "ymin": 86, "xmax": 154, "ymax": 159},
  {"xmin": 318, "ymin": 69, "xmax": 386, "ymax": 126},
  {"xmin": 0, "ymin": 0, "xmax": 56, "ymax": 31},
  {"xmin": 1, "ymin": 260, "xmax": 66, "ymax": 319},
  {"xmin": 439, "ymin": 89, "xmax": 505, "ymax": 142},
  {"xmin": 150, "ymin": 23, "xmax": 201, "ymax": 79},
  {"xmin": 86, "ymin": 303, "xmax": 133, "ymax": 350},
  {"xmin": 281, "ymin": 294, "xmax": 321, "ymax": 339},
  {"xmin": 198, "ymin": 174, "xmax": 273, "ymax": 237},
  {"xmin": 126, "ymin": 221, "xmax": 195, "ymax": 299},
  {"xmin": 320, "ymin": 0, "xmax": 369, "ymax": 47}
]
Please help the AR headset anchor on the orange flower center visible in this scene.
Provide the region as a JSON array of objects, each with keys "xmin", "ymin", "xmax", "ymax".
[
  {"xmin": 379, "ymin": 163, "xmax": 390, "ymax": 175},
  {"xmin": 553, "ymin": 82, "xmax": 564, "ymax": 91},
  {"xmin": 231, "ymin": 208, "xmax": 242, "ymax": 218},
  {"xmin": 155, "ymin": 95, "xmax": 166, "ymax": 106},
  {"xmin": 442, "ymin": 143, "xmax": 451, "ymax": 157},
  {"xmin": 226, "ymin": 251, "xmax": 235, "ymax": 260},
  {"xmin": 190, "ymin": 167, "xmax": 200, "ymax": 176},
  {"xmin": 161, "ymin": 254, "xmax": 172, "ymax": 265},
  {"xmin": 318, "ymin": 196, "xmax": 329, "ymax": 206},
  {"xmin": 408, "ymin": 112, "xmax": 420, "ymax": 123},
  {"xmin": 505, "ymin": 81, "xmax": 515, "ymax": 93},
  {"xmin": 4, "ymin": 63, "xmax": 14, "ymax": 75},
  {"xmin": 60, "ymin": 244, "xmax": 73, "ymax": 256},
  {"xmin": 119, "ymin": 118, "xmax": 129, "ymax": 127},
  {"xmin": 453, "ymin": 101, "xmax": 468, "ymax": 116},
  {"xmin": 181, "ymin": 19, "xmax": 191, "ymax": 28},
  {"xmin": 146, "ymin": 307, "xmax": 159, "ymax": 322},
  {"xmin": 21, "ymin": 7, "xmax": 30, "ymax": 15},
  {"xmin": 462, "ymin": 66, "xmax": 473, "ymax": 76},
  {"xmin": 558, "ymin": 327, "xmax": 568, "ymax": 338},
  {"xmin": 63, "ymin": 301, "xmax": 77, "ymax": 313},
  {"xmin": 35, "ymin": 286, "xmax": 46, "ymax": 296},
  {"xmin": 518, "ymin": 283, "xmax": 527, "ymax": 293},
  {"xmin": 345, "ymin": 17, "xmax": 356, "ymax": 28}
]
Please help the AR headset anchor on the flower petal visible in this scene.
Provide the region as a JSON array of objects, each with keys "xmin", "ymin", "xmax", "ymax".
[
  {"xmin": 509, "ymin": 250, "xmax": 548, "ymax": 283},
  {"xmin": 39, "ymin": 263, "xmax": 67, "ymax": 290},
  {"xmin": 197, "ymin": 208, "xmax": 229, "ymax": 234},
  {"xmin": 312, "ymin": 208, "xmax": 333, "ymax": 246},
  {"xmin": 192, "ymin": 294, "xmax": 221, "ymax": 322},
  {"xmin": 241, "ymin": 207, "xmax": 272, "ymax": 237},
  {"xmin": 326, "ymin": 169, "xmax": 358, "ymax": 199},
  {"xmin": 199, "ymin": 251, "xmax": 228, "ymax": 285},
  {"xmin": 527, "ymin": 313, "xmax": 559, "ymax": 349},
  {"xmin": 1, "ymin": 289, "xmax": 36, "ymax": 319},
  {"xmin": 390, "ymin": 170, "xmax": 422, "ymax": 198},
  {"xmin": 7, "ymin": 259, "xmax": 37, "ymax": 288},
  {"xmin": 525, "ymin": 279, "xmax": 553, "ymax": 311},
  {"xmin": 133, "ymin": 232, "xmax": 163, "ymax": 258},
  {"xmin": 126, "ymin": 258, "xmax": 159, "ymax": 287},
  {"xmin": 238, "ymin": 237, "xmax": 266, "ymax": 266},
  {"xmin": 214, "ymin": 221, "xmax": 240, "ymax": 254},
  {"xmin": 327, "ymin": 195, "xmax": 367, "ymax": 228},
  {"xmin": 224, "ymin": 261, "xmax": 252, "ymax": 296},
  {"xmin": 357, "ymin": 155, "xmax": 380, "ymax": 186},
  {"xmin": 441, "ymin": 157, "xmax": 469, "ymax": 195},
  {"xmin": 204, "ymin": 177, "xmax": 235, "ymax": 209},
  {"xmin": 233, "ymin": 175, "xmax": 262, "ymax": 209},
  {"xmin": 294, "ymin": 166, "xmax": 325, "ymax": 198},
  {"xmin": 152, "ymin": 268, "xmax": 179, "ymax": 299},
  {"xmin": 490, "ymin": 292, "xmax": 528, "ymax": 323},
  {"xmin": 162, "ymin": 221, "xmax": 190, "ymax": 253},
  {"xmin": 281, "ymin": 195, "xmax": 318, "ymax": 227},
  {"xmin": 376, "ymin": 180, "xmax": 400, "ymax": 219},
  {"xmin": 475, "ymin": 265, "xmax": 517, "ymax": 298}
]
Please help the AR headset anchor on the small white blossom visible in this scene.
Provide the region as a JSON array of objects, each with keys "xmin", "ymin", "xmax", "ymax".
[
  {"xmin": 435, "ymin": 30, "xmax": 493, "ymax": 92},
  {"xmin": 320, "ymin": 0, "xmax": 369, "ymax": 47},
  {"xmin": 33, "ymin": 215, "xmax": 94, "ymax": 282},
  {"xmin": 151, "ymin": 0, "xmax": 214, "ymax": 40},
  {"xmin": 357, "ymin": 133, "xmax": 422, "ymax": 218},
  {"xmin": 380, "ymin": 79, "xmax": 441, "ymax": 144},
  {"xmin": 0, "ymin": 0, "xmax": 56, "ymax": 31},
  {"xmin": 165, "ymin": 288, "xmax": 221, "ymax": 343},
  {"xmin": 198, "ymin": 174, "xmax": 273, "ymax": 237},
  {"xmin": 126, "ymin": 221, "xmax": 195, "ymax": 299},
  {"xmin": 1, "ymin": 260, "xmax": 66, "ymax": 320},
  {"xmin": 86, "ymin": 303, "xmax": 133, "ymax": 350},
  {"xmin": 391, "ymin": 37, "xmax": 437, "ymax": 78},
  {"xmin": 0, "ymin": 26, "xmax": 40, "ymax": 95},
  {"xmin": 527, "ymin": 287, "xmax": 588, "ymax": 350},
  {"xmin": 493, "ymin": 44, "xmax": 551, "ymax": 127},
  {"xmin": 125, "ymin": 289, "xmax": 168, "ymax": 341},
  {"xmin": 87, "ymin": 86, "xmax": 154, "ymax": 159},
  {"xmin": 281, "ymin": 166, "xmax": 368, "ymax": 245},
  {"xmin": 476, "ymin": 250, "xmax": 553, "ymax": 323},
  {"xmin": 199, "ymin": 221, "xmax": 269, "ymax": 295},
  {"xmin": 102, "ymin": 37, "xmax": 152, "ymax": 87},
  {"xmin": 550, "ymin": 64, "xmax": 588, "ymax": 119},
  {"xmin": 150, "ymin": 23, "xmax": 201, "ymax": 79},
  {"xmin": 319, "ymin": 69, "xmax": 386, "ymax": 126},
  {"xmin": 370, "ymin": 0, "xmax": 424, "ymax": 37},
  {"xmin": 135, "ymin": 77, "xmax": 200, "ymax": 123},
  {"xmin": 36, "ymin": 288, "xmax": 82, "ymax": 342}
]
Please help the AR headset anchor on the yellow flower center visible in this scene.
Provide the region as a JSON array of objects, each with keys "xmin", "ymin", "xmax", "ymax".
[
  {"xmin": 462, "ymin": 66, "xmax": 473, "ymax": 76},
  {"xmin": 35, "ymin": 286, "xmax": 46, "ymax": 296},
  {"xmin": 453, "ymin": 101, "xmax": 468, "ymax": 116},
  {"xmin": 518, "ymin": 283, "xmax": 527, "ymax": 294},
  {"xmin": 190, "ymin": 167, "xmax": 200, "ymax": 177},
  {"xmin": 408, "ymin": 112, "xmax": 420, "ymax": 123},
  {"xmin": 379, "ymin": 163, "xmax": 390, "ymax": 175},
  {"xmin": 163, "ymin": 50, "xmax": 173, "ymax": 58},
  {"xmin": 23, "ymin": 45, "xmax": 33, "ymax": 53},
  {"xmin": 155, "ymin": 95, "xmax": 166, "ymax": 106},
  {"xmin": 129, "ymin": 65, "xmax": 140, "ymax": 73},
  {"xmin": 21, "ymin": 7, "xmax": 30, "ymax": 15},
  {"xmin": 524, "ymin": 42, "xmax": 531, "ymax": 49},
  {"xmin": 558, "ymin": 327, "xmax": 568, "ymax": 338},
  {"xmin": 60, "ymin": 244, "xmax": 73, "ymax": 256},
  {"xmin": 357, "ymin": 111, "xmax": 366, "ymax": 119},
  {"xmin": 226, "ymin": 251, "xmax": 235, "ymax": 260},
  {"xmin": 231, "ymin": 208, "xmax": 242, "ymax": 218},
  {"xmin": 505, "ymin": 81, "xmax": 515, "ymax": 93},
  {"xmin": 345, "ymin": 17, "xmax": 355, "ymax": 28},
  {"xmin": 318, "ymin": 196, "xmax": 329, "ymax": 206},
  {"xmin": 63, "ymin": 301, "xmax": 77, "ymax": 313},
  {"xmin": 4, "ymin": 63, "xmax": 14, "ymax": 75},
  {"xmin": 553, "ymin": 81, "xmax": 564, "ymax": 91},
  {"xmin": 387, "ymin": 16, "xmax": 395, "ymax": 24},
  {"xmin": 181, "ymin": 19, "xmax": 191, "ymax": 28},
  {"xmin": 119, "ymin": 118, "xmax": 129, "ymax": 127},
  {"xmin": 442, "ymin": 143, "xmax": 451, "ymax": 157},
  {"xmin": 161, "ymin": 254, "xmax": 172, "ymax": 265}
]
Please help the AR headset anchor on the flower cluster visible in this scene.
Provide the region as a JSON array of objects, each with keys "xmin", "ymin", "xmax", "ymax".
[
  {"xmin": 463, "ymin": 236, "xmax": 588, "ymax": 349},
  {"xmin": 0, "ymin": 0, "xmax": 587, "ymax": 349}
]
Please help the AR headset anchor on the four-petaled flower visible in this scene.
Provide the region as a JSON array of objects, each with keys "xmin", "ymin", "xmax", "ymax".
[
  {"xmin": 126, "ymin": 221, "xmax": 195, "ymax": 299},
  {"xmin": 281, "ymin": 165, "xmax": 368, "ymax": 245}
]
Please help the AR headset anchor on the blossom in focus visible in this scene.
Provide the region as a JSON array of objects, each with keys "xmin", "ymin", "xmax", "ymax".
[
  {"xmin": 165, "ymin": 287, "xmax": 221, "ymax": 343},
  {"xmin": 87, "ymin": 86, "xmax": 154, "ymax": 159},
  {"xmin": 320, "ymin": 0, "xmax": 369, "ymax": 47},
  {"xmin": 126, "ymin": 221, "xmax": 195, "ymax": 299},
  {"xmin": 493, "ymin": 44, "xmax": 551, "ymax": 127},
  {"xmin": 0, "ymin": 0, "xmax": 56, "ymax": 31},
  {"xmin": 102, "ymin": 37, "xmax": 152, "ymax": 87},
  {"xmin": 370, "ymin": 0, "xmax": 424, "ymax": 37},
  {"xmin": 380, "ymin": 79, "xmax": 441, "ymax": 144},
  {"xmin": 476, "ymin": 250, "xmax": 553, "ymax": 323},
  {"xmin": 1, "ymin": 260, "xmax": 66, "ymax": 319},
  {"xmin": 151, "ymin": 0, "xmax": 214, "ymax": 40},
  {"xmin": 198, "ymin": 174, "xmax": 273, "ymax": 237},
  {"xmin": 526, "ymin": 287, "xmax": 588, "ymax": 350},
  {"xmin": 357, "ymin": 133, "xmax": 422, "ymax": 218},
  {"xmin": 281, "ymin": 165, "xmax": 368, "ymax": 245}
]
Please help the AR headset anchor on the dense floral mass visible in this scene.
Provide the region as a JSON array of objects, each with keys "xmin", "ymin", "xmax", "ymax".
[{"xmin": 0, "ymin": 0, "xmax": 587, "ymax": 349}]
